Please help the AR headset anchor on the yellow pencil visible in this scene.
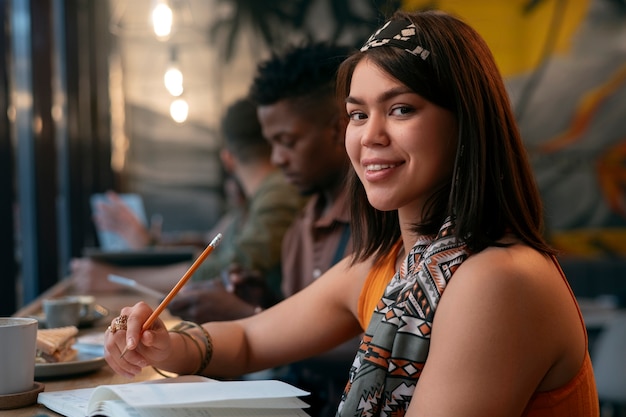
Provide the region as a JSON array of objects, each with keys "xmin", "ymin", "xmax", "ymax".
[{"xmin": 120, "ymin": 233, "xmax": 222, "ymax": 358}]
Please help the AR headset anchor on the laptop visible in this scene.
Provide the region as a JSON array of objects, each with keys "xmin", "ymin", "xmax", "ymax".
[
  {"xmin": 89, "ymin": 193, "xmax": 148, "ymax": 251},
  {"xmin": 86, "ymin": 193, "xmax": 196, "ymax": 266}
]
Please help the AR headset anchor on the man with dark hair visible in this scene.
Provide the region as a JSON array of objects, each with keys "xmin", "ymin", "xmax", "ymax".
[
  {"xmin": 171, "ymin": 42, "xmax": 354, "ymax": 317},
  {"xmin": 249, "ymin": 42, "xmax": 355, "ymax": 417},
  {"xmin": 190, "ymin": 97, "xmax": 306, "ymax": 293},
  {"xmin": 250, "ymin": 42, "xmax": 354, "ymax": 298},
  {"xmin": 170, "ymin": 43, "xmax": 356, "ymax": 417}
]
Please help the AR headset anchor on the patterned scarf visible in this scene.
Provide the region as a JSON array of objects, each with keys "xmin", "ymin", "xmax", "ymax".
[{"xmin": 337, "ymin": 217, "xmax": 469, "ymax": 417}]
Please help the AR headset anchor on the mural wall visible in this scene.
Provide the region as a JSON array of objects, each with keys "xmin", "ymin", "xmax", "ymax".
[
  {"xmin": 508, "ymin": 0, "xmax": 626, "ymax": 257},
  {"xmin": 408, "ymin": 0, "xmax": 626, "ymax": 258},
  {"xmin": 112, "ymin": 0, "xmax": 626, "ymax": 257}
]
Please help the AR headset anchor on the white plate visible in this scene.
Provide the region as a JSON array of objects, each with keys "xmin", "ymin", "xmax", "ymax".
[{"xmin": 35, "ymin": 344, "xmax": 106, "ymax": 379}]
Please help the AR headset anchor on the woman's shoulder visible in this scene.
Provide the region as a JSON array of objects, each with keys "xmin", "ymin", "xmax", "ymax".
[
  {"xmin": 419, "ymin": 246, "xmax": 588, "ymax": 414},
  {"xmin": 446, "ymin": 241, "xmax": 564, "ymax": 317},
  {"xmin": 459, "ymin": 240, "xmax": 554, "ymax": 282},
  {"xmin": 437, "ymin": 241, "xmax": 588, "ymax": 395},
  {"xmin": 444, "ymin": 240, "xmax": 580, "ymax": 346}
]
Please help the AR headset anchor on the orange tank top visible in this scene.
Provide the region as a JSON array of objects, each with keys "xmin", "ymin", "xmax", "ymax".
[{"xmin": 357, "ymin": 242, "xmax": 599, "ymax": 416}]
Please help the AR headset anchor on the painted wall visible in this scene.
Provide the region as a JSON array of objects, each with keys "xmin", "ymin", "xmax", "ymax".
[
  {"xmin": 113, "ymin": 0, "xmax": 626, "ymax": 257},
  {"xmin": 404, "ymin": 0, "xmax": 591, "ymax": 76},
  {"xmin": 407, "ymin": 0, "xmax": 626, "ymax": 258}
]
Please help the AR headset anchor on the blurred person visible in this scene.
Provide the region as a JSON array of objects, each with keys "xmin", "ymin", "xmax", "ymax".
[
  {"xmin": 169, "ymin": 42, "xmax": 354, "ymax": 319},
  {"xmin": 105, "ymin": 10, "xmax": 598, "ymax": 417},
  {"xmin": 92, "ymin": 178, "xmax": 243, "ymax": 250},
  {"xmin": 167, "ymin": 42, "xmax": 355, "ymax": 417},
  {"xmin": 91, "ymin": 190, "xmax": 157, "ymax": 250},
  {"xmin": 71, "ymin": 98, "xmax": 306, "ymax": 304}
]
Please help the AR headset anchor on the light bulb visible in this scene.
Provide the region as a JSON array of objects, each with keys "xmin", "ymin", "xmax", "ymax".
[
  {"xmin": 170, "ymin": 98, "xmax": 188, "ymax": 123},
  {"xmin": 152, "ymin": 3, "xmax": 173, "ymax": 39},
  {"xmin": 164, "ymin": 66, "xmax": 183, "ymax": 96}
]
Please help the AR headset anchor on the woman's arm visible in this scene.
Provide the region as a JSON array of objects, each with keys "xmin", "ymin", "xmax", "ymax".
[{"xmin": 105, "ymin": 255, "xmax": 372, "ymax": 378}]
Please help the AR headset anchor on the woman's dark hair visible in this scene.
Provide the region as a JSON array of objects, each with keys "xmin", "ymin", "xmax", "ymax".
[{"xmin": 336, "ymin": 10, "xmax": 555, "ymax": 262}]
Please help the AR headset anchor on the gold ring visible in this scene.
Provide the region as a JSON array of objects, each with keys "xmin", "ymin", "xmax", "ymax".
[{"xmin": 109, "ymin": 315, "xmax": 128, "ymax": 333}]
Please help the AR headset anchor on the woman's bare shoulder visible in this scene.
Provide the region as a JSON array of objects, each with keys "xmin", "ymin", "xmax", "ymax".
[
  {"xmin": 456, "ymin": 242, "xmax": 554, "ymax": 285},
  {"xmin": 430, "ymin": 241, "xmax": 586, "ymax": 395},
  {"xmin": 439, "ymin": 242, "xmax": 567, "ymax": 350}
]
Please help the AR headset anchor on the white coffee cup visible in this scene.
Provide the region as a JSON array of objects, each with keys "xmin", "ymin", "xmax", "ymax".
[
  {"xmin": 72, "ymin": 295, "xmax": 96, "ymax": 319},
  {"xmin": 43, "ymin": 297, "xmax": 82, "ymax": 328},
  {"xmin": 58, "ymin": 295, "xmax": 96, "ymax": 320},
  {"xmin": 0, "ymin": 317, "xmax": 38, "ymax": 395}
]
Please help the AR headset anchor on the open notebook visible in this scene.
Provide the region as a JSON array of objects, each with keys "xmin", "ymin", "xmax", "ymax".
[{"xmin": 37, "ymin": 375, "xmax": 311, "ymax": 417}]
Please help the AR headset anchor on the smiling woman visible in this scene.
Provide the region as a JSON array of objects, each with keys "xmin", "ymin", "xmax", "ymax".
[
  {"xmin": 80, "ymin": 7, "xmax": 603, "ymax": 417},
  {"xmin": 345, "ymin": 59, "xmax": 458, "ymax": 215},
  {"xmin": 333, "ymin": 11, "xmax": 599, "ymax": 417}
]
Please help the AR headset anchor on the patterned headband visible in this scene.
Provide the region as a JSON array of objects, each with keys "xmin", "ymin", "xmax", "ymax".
[{"xmin": 360, "ymin": 18, "xmax": 430, "ymax": 60}]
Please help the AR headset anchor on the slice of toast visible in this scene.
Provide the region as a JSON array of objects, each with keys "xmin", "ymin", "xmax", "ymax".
[{"xmin": 36, "ymin": 326, "xmax": 79, "ymax": 356}]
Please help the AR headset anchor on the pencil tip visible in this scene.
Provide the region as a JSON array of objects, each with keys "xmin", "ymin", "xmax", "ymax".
[{"xmin": 119, "ymin": 346, "xmax": 129, "ymax": 359}]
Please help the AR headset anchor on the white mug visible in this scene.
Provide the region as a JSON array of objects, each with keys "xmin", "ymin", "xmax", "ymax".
[
  {"xmin": 0, "ymin": 317, "xmax": 38, "ymax": 395},
  {"xmin": 69, "ymin": 295, "xmax": 96, "ymax": 319},
  {"xmin": 43, "ymin": 297, "xmax": 81, "ymax": 328}
]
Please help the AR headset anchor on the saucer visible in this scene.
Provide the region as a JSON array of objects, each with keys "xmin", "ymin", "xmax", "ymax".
[
  {"xmin": 34, "ymin": 303, "xmax": 110, "ymax": 329},
  {"xmin": 0, "ymin": 381, "xmax": 45, "ymax": 409}
]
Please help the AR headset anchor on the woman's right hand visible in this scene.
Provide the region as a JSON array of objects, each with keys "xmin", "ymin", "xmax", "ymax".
[{"xmin": 104, "ymin": 302, "xmax": 171, "ymax": 378}]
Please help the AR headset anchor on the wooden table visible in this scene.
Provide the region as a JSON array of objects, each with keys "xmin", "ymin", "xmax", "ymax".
[{"xmin": 3, "ymin": 278, "xmax": 177, "ymax": 416}]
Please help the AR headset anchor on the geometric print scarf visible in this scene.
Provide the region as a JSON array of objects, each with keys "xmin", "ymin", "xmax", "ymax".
[{"xmin": 336, "ymin": 217, "xmax": 469, "ymax": 417}]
